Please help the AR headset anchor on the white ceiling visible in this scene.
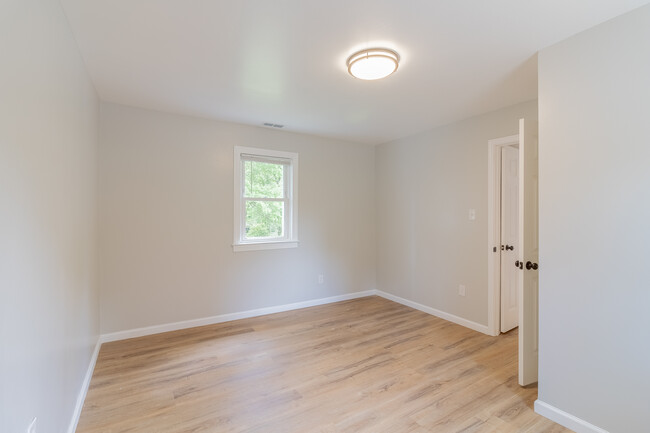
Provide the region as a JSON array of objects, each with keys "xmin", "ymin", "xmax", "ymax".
[{"xmin": 60, "ymin": 0, "xmax": 649, "ymax": 144}]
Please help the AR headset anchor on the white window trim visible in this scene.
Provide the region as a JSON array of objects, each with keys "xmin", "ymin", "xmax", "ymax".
[{"xmin": 233, "ymin": 146, "xmax": 298, "ymax": 252}]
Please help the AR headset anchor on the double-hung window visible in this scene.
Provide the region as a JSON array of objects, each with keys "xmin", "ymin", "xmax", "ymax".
[{"xmin": 233, "ymin": 146, "xmax": 298, "ymax": 251}]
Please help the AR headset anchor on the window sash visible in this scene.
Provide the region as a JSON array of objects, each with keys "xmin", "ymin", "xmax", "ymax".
[
  {"xmin": 240, "ymin": 161, "xmax": 292, "ymax": 242},
  {"xmin": 243, "ymin": 197, "xmax": 288, "ymax": 203}
]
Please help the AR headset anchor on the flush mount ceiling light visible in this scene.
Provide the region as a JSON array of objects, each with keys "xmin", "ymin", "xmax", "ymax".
[{"xmin": 347, "ymin": 48, "xmax": 399, "ymax": 80}]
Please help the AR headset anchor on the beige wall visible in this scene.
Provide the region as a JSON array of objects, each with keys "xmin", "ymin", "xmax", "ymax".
[
  {"xmin": 99, "ymin": 103, "xmax": 376, "ymax": 334},
  {"xmin": 0, "ymin": 0, "xmax": 99, "ymax": 432},
  {"xmin": 375, "ymin": 100, "xmax": 537, "ymax": 327},
  {"xmin": 538, "ymin": 5, "xmax": 650, "ymax": 432}
]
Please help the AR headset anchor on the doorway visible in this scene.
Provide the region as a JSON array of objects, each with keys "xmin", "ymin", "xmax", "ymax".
[
  {"xmin": 500, "ymin": 145, "xmax": 519, "ymax": 333},
  {"xmin": 487, "ymin": 135, "xmax": 520, "ymax": 336},
  {"xmin": 488, "ymin": 119, "xmax": 539, "ymax": 387}
]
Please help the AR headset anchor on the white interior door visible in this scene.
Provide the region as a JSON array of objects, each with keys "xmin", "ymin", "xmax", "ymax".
[
  {"xmin": 500, "ymin": 146, "xmax": 519, "ymax": 333},
  {"xmin": 518, "ymin": 118, "xmax": 539, "ymax": 386}
]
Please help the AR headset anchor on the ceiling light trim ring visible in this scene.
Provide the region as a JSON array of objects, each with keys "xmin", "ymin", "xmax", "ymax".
[{"xmin": 347, "ymin": 48, "xmax": 400, "ymax": 80}]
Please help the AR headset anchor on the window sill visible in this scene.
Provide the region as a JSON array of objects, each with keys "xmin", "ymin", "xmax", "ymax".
[{"xmin": 233, "ymin": 240, "xmax": 299, "ymax": 252}]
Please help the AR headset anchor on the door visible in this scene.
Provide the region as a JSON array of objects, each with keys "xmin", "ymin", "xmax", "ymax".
[
  {"xmin": 518, "ymin": 118, "xmax": 539, "ymax": 386},
  {"xmin": 500, "ymin": 146, "xmax": 519, "ymax": 333}
]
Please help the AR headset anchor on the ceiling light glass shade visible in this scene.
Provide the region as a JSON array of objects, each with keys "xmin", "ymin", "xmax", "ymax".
[{"xmin": 347, "ymin": 48, "xmax": 399, "ymax": 80}]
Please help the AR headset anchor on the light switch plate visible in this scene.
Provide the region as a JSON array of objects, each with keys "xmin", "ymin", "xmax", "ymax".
[{"xmin": 468, "ymin": 209, "xmax": 476, "ymax": 220}]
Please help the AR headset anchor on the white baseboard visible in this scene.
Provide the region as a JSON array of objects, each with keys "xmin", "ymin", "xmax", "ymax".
[
  {"xmin": 375, "ymin": 290, "xmax": 490, "ymax": 335},
  {"xmin": 100, "ymin": 290, "xmax": 377, "ymax": 343},
  {"xmin": 67, "ymin": 337, "xmax": 101, "ymax": 433},
  {"xmin": 535, "ymin": 400, "xmax": 609, "ymax": 433},
  {"xmin": 100, "ymin": 290, "xmax": 492, "ymax": 344}
]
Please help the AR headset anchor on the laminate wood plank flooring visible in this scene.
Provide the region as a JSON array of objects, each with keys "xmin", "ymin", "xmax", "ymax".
[{"xmin": 77, "ymin": 296, "xmax": 571, "ymax": 433}]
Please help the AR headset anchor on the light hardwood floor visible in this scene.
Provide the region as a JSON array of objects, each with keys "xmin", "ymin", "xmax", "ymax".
[{"xmin": 78, "ymin": 296, "xmax": 570, "ymax": 432}]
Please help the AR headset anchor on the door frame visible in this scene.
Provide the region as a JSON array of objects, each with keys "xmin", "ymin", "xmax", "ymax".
[{"xmin": 487, "ymin": 134, "xmax": 519, "ymax": 337}]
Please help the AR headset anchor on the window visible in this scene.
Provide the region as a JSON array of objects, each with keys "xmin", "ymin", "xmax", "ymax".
[{"xmin": 233, "ymin": 146, "xmax": 298, "ymax": 251}]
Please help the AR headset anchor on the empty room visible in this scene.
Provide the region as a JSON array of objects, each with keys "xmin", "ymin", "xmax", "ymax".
[{"xmin": 2, "ymin": 1, "xmax": 649, "ymax": 432}]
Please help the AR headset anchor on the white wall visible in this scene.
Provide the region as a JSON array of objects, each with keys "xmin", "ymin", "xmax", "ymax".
[
  {"xmin": 537, "ymin": 5, "xmax": 650, "ymax": 432},
  {"xmin": 99, "ymin": 103, "xmax": 375, "ymax": 334},
  {"xmin": 375, "ymin": 100, "xmax": 537, "ymax": 328},
  {"xmin": 0, "ymin": 0, "xmax": 99, "ymax": 432}
]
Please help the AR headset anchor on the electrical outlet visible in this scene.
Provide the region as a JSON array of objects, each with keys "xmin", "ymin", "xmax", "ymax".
[
  {"xmin": 458, "ymin": 284, "xmax": 466, "ymax": 297},
  {"xmin": 468, "ymin": 209, "xmax": 476, "ymax": 220},
  {"xmin": 27, "ymin": 417, "xmax": 37, "ymax": 433},
  {"xmin": 318, "ymin": 274, "xmax": 324, "ymax": 284}
]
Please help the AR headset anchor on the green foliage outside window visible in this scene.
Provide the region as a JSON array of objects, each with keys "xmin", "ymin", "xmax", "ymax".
[
  {"xmin": 246, "ymin": 201, "xmax": 283, "ymax": 238},
  {"xmin": 244, "ymin": 160, "xmax": 284, "ymax": 238}
]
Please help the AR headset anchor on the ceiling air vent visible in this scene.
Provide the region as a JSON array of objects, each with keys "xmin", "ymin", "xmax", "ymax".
[{"xmin": 263, "ymin": 123, "xmax": 284, "ymax": 128}]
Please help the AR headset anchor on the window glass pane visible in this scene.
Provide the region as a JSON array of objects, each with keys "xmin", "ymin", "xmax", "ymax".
[
  {"xmin": 244, "ymin": 160, "xmax": 284, "ymax": 198},
  {"xmin": 245, "ymin": 200, "xmax": 284, "ymax": 239}
]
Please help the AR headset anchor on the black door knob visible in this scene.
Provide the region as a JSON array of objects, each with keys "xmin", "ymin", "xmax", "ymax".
[
  {"xmin": 525, "ymin": 261, "xmax": 539, "ymax": 270},
  {"xmin": 505, "ymin": 245, "xmax": 514, "ymax": 251},
  {"xmin": 515, "ymin": 260, "xmax": 523, "ymax": 269}
]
